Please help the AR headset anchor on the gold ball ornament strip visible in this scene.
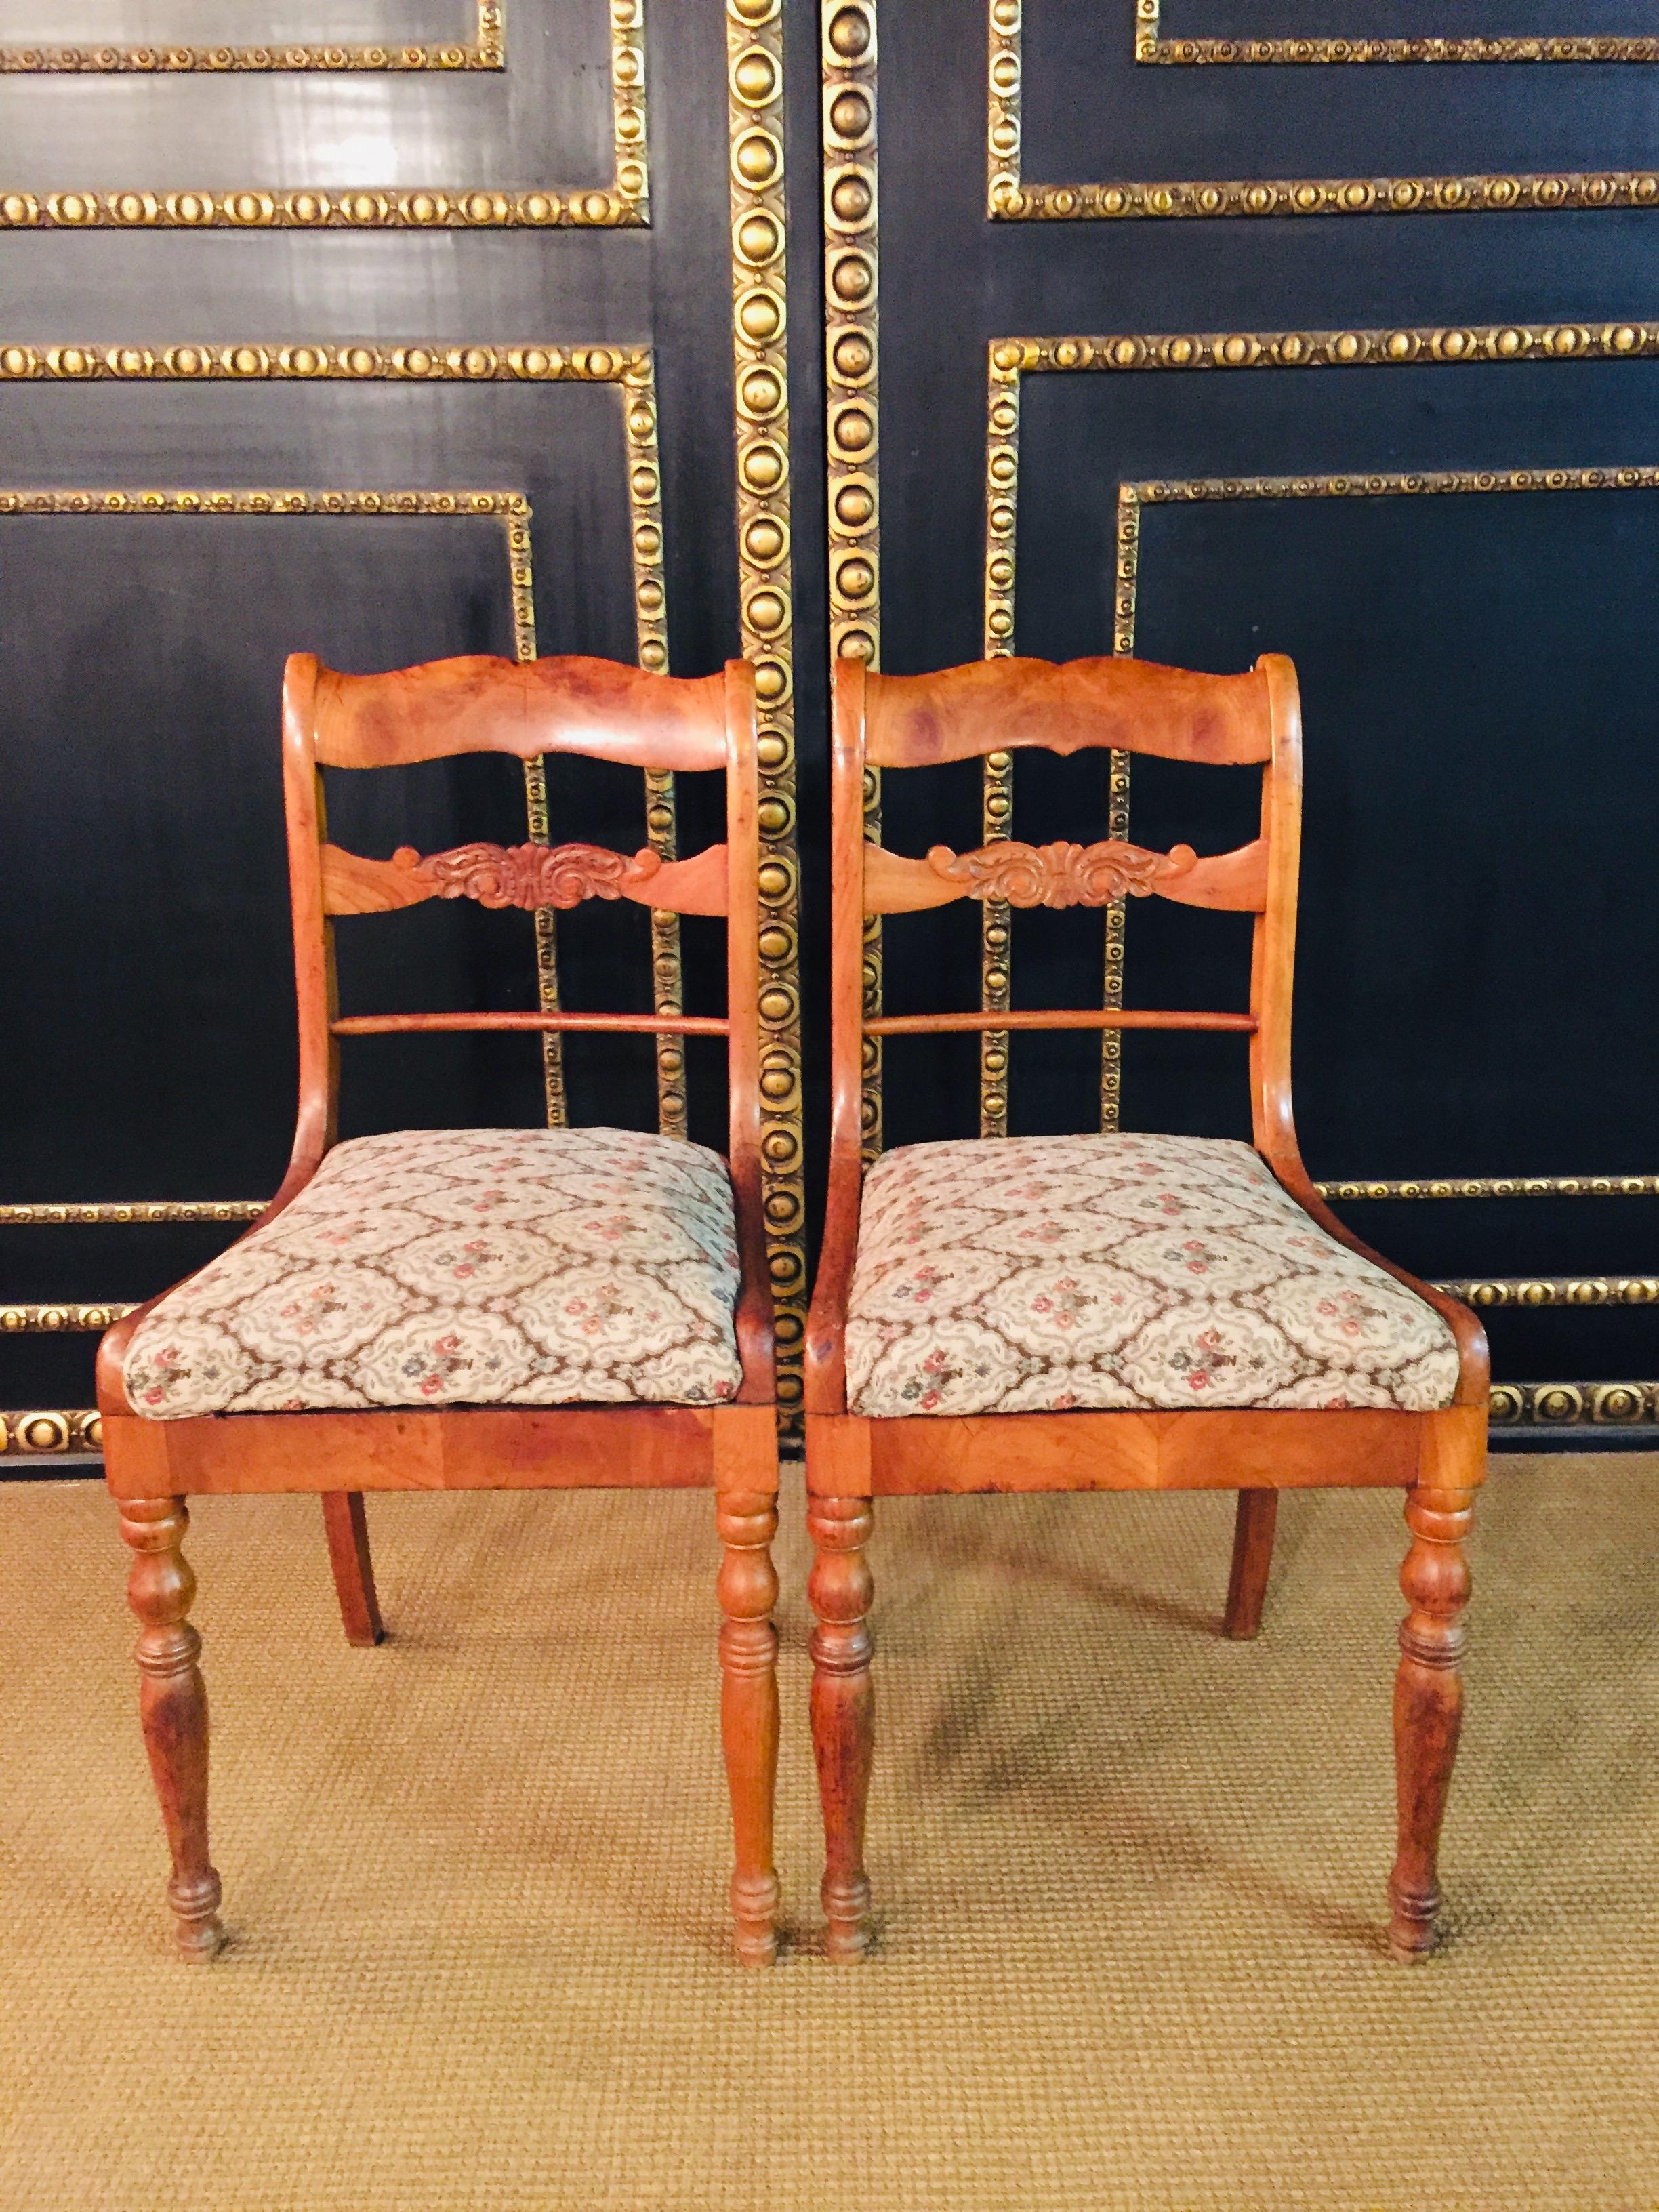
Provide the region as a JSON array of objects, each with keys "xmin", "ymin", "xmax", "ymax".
[
  {"xmin": 824, "ymin": 0, "xmax": 883, "ymax": 1162},
  {"xmin": 1488, "ymin": 1382, "xmax": 1659, "ymax": 1427},
  {"xmin": 1, "ymin": 1303, "xmax": 135, "ymax": 1331},
  {"xmin": 996, "ymin": 324, "xmax": 1659, "ymax": 376},
  {"xmin": 623, "ymin": 354, "xmax": 688, "ymax": 1141},
  {"xmin": 0, "ymin": 1410, "xmax": 104, "ymax": 1456},
  {"xmin": 1437, "ymin": 1279, "xmax": 1659, "ymax": 1307},
  {"xmin": 731, "ymin": 0, "xmax": 805, "ymax": 1420},
  {"xmin": 979, "ymin": 354, "xmax": 1018, "ymax": 1138},
  {"xmin": 0, "ymin": 487, "xmax": 529, "ymax": 518},
  {"xmin": 0, "ymin": 342, "xmax": 652, "ymax": 381},
  {"xmin": 987, "ymin": 2, "xmax": 1659, "ymax": 221},
  {"xmin": 1133, "ymin": 464, "xmax": 1659, "ymax": 504},
  {"xmin": 1, "ymin": 3, "xmax": 504, "ymax": 70},
  {"xmin": 0, "ymin": 189, "xmax": 642, "ymax": 230},
  {"xmin": 1320, "ymin": 1174, "xmax": 1659, "ymax": 1200},
  {"xmin": 0, "ymin": 1200, "xmax": 266, "ymax": 1223}
]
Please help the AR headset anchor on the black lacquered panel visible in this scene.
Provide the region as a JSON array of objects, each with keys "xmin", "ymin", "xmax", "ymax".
[{"xmin": 1023, "ymin": 0, "xmax": 1659, "ymax": 184}]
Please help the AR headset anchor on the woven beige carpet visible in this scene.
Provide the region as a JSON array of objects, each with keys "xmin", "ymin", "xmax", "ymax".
[{"xmin": 1, "ymin": 1462, "xmax": 1654, "ymax": 2211}]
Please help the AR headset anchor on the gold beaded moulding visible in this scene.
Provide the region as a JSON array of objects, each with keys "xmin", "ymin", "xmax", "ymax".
[
  {"xmin": 1490, "ymin": 1382, "xmax": 1659, "ymax": 1426},
  {"xmin": 1, "ymin": 1304, "xmax": 134, "ymax": 1331},
  {"xmin": 1, "ymin": 0, "xmax": 504, "ymax": 70},
  {"xmin": 728, "ymin": 0, "xmax": 807, "ymax": 1420},
  {"xmin": 1133, "ymin": 0, "xmax": 1659, "ymax": 64},
  {"xmin": 821, "ymin": 0, "xmax": 883, "ymax": 1162},
  {"xmin": 0, "ymin": 0, "xmax": 646, "ymax": 226},
  {"xmin": 0, "ymin": 1410, "xmax": 104, "ymax": 1456},
  {"xmin": 987, "ymin": 0, "xmax": 1659, "ymax": 218}
]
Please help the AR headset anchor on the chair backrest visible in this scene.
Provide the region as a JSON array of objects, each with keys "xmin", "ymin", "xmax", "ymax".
[
  {"xmin": 831, "ymin": 651, "xmax": 1303, "ymax": 1172},
  {"xmin": 281, "ymin": 651, "xmax": 761, "ymax": 1189}
]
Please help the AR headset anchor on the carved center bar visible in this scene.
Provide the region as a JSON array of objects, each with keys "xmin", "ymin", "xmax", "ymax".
[
  {"xmin": 321, "ymin": 839, "xmax": 731, "ymax": 917},
  {"xmin": 926, "ymin": 836, "xmax": 1198, "ymax": 907}
]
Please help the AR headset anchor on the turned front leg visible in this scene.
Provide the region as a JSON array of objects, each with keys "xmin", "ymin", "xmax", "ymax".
[
  {"xmin": 716, "ymin": 1488, "xmax": 781, "ymax": 1965},
  {"xmin": 808, "ymin": 1494, "xmax": 874, "ymax": 1961},
  {"xmin": 119, "ymin": 1497, "xmax": 223, "ymax": 1961},
  {"xmin": 1389, "ymin": 1483, "xmax": 1475, "ymax": 1961}
]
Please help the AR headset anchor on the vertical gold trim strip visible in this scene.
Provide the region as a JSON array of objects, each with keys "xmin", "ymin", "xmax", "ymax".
[
  {"xmin": 1096, "ymin": 487, "xmax": 1139, "ymax": 1129},
  {"xmin": 514, "ymin": 510, "xmax": 568, "ymax": 1128},
  {"xmin": 823, "ymin": 0, "xmax": 882, "ymax": 1160},
  {"xmin": 611, "ymin": 0, "xmax": 651, "ymax": 211},
  {"xmin": 525, "ymin": 360, "xmax": 673, "ymax": 1130},
  {"xmin": 731, "ymin": 0, "xmax": 805, "ymax": 1420},
  {"xmin": 620, "ymin": 355, "xmax": 686, "ymax": 1139},
  {"xmin": 980, "ymin": 350, "xmax": 1019, "ymax": 1136}
]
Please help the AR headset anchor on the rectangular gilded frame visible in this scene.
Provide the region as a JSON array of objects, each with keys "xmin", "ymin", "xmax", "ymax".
[
  {"xmin": 987, "ymin": 0, "xmax": 1659, "ymax": 218},
  {"xmin": 0, "ymin": 0, "xmax": 504, "ymax": 70},
  {"xmin": 0, "ymin": 0, "xmax": 647, "ymax": 227},
  {"xmin": 977, "ymin": 321, "xmax": 1659, "ymax": 1428},
  {"xmin": 1133, "ymin": 0, "xmax": 1659, "ymax": 64},
  {"xmin": 0, "ymin": 337, "xmax": 682, "ymax": 1132}
]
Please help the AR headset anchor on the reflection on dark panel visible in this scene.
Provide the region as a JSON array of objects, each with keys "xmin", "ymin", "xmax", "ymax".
[{"xmin": 0, "ymin": 0, "xmax": 619, "ymax": 205}]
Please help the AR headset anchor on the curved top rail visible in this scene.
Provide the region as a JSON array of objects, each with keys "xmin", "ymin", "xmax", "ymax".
[
  {"xmin": 308, "ymin": 653, "xmax": 728, "ymax": 771},
  {"xmin": 864, "ymin": 654, "xmax": 1273, "ymax": 769}
]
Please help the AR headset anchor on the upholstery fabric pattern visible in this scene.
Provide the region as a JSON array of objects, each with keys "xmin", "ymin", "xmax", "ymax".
[
  {"xmin": 124, "ymin": 1127, "xmax": 744, "ymax": 1418},
  {"xmin": 844, "ymin": 1134, "xmax": 1460, "ymax": 1418}
]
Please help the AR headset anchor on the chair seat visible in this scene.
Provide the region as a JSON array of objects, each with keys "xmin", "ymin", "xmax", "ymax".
[
  {"xmin": 123, "ymin": 1126, "xmax": 745, "ymax": 1418},
  {"xmin": 844, "ymin": 1133, "xmax": 1459, "ymax": 1418}
]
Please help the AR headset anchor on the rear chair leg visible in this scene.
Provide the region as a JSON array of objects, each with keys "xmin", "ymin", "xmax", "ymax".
[
  {"xmin": 1223, "ymin": 1488, "xmax": 1278, "ymax": 1640},
  {"xmin": 808, "ymin": 1494, "xmax": 875, "ymax": 1961},
  {"xmin": 716, "ymin": 1488, "xmax": 781, "ymax": 1965},
  {"xmin": 1389, "ymin": 1483, "xmax": 1475, "ymax": 1961},
  {"xmin": 322, "ymin": 1492, "xmax": 384, "ymax": 1647},
  {"xmin": 119, "ymin": 1497, "xmax": 224, "ymax": 1961}
]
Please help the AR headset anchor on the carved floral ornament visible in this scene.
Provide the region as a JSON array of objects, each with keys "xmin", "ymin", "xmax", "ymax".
[
  {"xmin": 926, "ymin": 837, "xmax": 1197, "ymax": 907},
  {"xmin": 390, "ymin": 841, "xmax": 662, "ymax": 909}
]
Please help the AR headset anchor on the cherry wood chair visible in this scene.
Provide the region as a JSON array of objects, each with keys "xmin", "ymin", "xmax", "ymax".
[
  {"xmin": 98, "ymin": 651, "xmax": 781, "ymax": 1965},
  {"xmin": 806, "ymin": 653, "xmax": 1488, "ymax": 1964}
]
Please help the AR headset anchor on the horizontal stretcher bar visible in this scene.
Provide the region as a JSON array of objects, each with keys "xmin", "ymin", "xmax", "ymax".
[
  {"xmin": 865, "ymin": 1009, "xmax": 1258, "ymax": 1036},
  {"xmin": 331, "ymin": 1012, "xmax": 731, "ymax": 1036}
]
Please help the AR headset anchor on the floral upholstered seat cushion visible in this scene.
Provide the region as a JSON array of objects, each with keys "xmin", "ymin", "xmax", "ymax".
[
  {"xmin": 844, "ymin": 1133, "xmax": 1460, "ymax": 1418},
  {"xmin": 123, "ymin": 1126, "xmax": 745, "ymax": 1418}
]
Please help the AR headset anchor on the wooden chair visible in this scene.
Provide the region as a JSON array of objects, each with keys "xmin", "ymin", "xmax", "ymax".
[
  {"xmin": 805, "ymin": 653, "xmax": 1488, "ymax": 1963},
  {"xmin": 97, "ymin": 651, "xmax": 781, "ymax": 1965}
]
